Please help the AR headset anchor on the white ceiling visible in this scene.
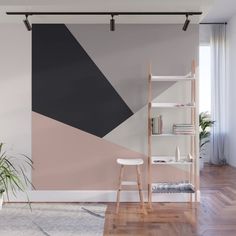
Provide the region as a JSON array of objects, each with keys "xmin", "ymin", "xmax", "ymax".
[
  {"xmin": 202, "ymin": 0, "xmax": 236, "ymax": 22},
  {"xmin": 0, "ymin": 0, "xmax": 214, "ymax": 24}
]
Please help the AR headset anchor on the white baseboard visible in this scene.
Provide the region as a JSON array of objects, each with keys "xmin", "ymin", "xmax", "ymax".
[{"xmin": 6, "ymin": 190, "xmax": 200, "ymax": 203}]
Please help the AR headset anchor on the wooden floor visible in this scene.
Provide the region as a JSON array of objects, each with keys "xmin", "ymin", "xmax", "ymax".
[{"xmin": 104, "ymin": 164, "xmax": 236, "ymax": 236}]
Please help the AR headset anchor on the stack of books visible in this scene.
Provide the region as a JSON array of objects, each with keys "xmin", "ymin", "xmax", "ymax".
[
  {"xmin": 152, "ymin": 115, "xmax": 163, "ymax": 134},
  {"xmin": 173, "ymin": 124, "xmax": 195, "ymax": 135}
]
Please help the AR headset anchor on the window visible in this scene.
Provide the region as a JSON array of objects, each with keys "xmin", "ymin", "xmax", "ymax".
[{"xmin": 199, "ymin": 45, "xmax": 211, "ymax": 113}]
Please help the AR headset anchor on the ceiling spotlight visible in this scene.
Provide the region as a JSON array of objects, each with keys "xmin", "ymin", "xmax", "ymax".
[
  {"xmin": 110, "ymin": 15, "xmax": 115, "ymax": 31},
  {"xmin": 23, "ymin": 15, "xmax": 32, "ymax": 31},
  {"xmin": 182, "ymin": 14, "xmax": 190, "ymax": 31}
]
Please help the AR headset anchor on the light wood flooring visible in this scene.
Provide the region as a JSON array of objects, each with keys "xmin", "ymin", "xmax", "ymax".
[{"xmin": 104, "ymin": 164, "xmax": 236, "ymax": 236}]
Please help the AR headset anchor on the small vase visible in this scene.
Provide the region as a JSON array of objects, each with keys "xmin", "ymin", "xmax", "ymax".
[
  {"xmin": 175, "ymin": 146, "xmax": 180, "ymax": 162},
  {"xmin": 187, "ymin": 153, "xmax": 193, "ymax": 162}
]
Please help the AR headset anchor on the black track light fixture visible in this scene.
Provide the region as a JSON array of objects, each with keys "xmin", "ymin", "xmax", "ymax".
[
  {"xmin": 23, "ymin": 15, "xmax": 32, "ymax": 31},
  {"xmin": 182, "ymin": 14, "xmax": 190, "ymax": 31},
  {"xmin": 110, "ymin": 15, "xmax": 115, "ymax": 31},
  {"xmin": 6, "ymin": 12, "xmax": 203, "ymax": 33}
]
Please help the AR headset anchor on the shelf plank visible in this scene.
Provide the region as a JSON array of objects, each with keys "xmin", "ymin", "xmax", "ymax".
[
  {"xmin": 151, "ymin": 74, "xmax": 194, "ymax": 82},
  {"xmin": 151, "ymin": 102, "xmax": 195, "ymax": 108},
  {"xmin": 152, "ymin": 161, "xmax": 192, "ymax": 165},
  {"xmin": 151, "ymin": 156, "xmax": 192, "ymax": 165},
  {"xmin": 152, "ymin": 133, "xmax": 195, "ymax": 137}
]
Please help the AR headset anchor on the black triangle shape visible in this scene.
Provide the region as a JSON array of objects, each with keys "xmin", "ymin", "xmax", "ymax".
[{"xmin": 32, "ymin": 24, "xmax": 133, "ymax": 137}]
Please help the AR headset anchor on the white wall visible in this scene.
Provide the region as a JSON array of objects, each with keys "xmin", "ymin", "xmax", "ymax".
[
  {"xmin": 227, "ymin": 14, "xmax": 236, "ymax": 167},
  {"xmin": 0, "ymin": 24, "xmax": 31, "ymax": 166},
  {"xmin": 200, "ymin": 25, "xmax": 212, "ymax": 45}
]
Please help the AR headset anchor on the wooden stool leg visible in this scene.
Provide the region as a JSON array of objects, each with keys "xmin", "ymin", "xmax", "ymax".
[
  {"xmin": 136, "ymin": 165, "xmax": 145, "ymax": 214},
  {"xmin": 116, "ymin": 165, "xmax": 124, "ymax": 214}
]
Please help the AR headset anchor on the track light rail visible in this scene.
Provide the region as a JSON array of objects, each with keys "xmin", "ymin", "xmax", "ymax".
[
  {"xmin": 6, "ymin": 11, "xmax": 202, "ymax": 32},
  {"xmin": 6, "ymin": 11, "xmax": 202, "ymax": 16}
]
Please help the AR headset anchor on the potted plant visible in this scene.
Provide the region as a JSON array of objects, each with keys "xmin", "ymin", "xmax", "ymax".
[
  {"xmin": 0, "ymin": 143, "xmax": 33, "ymax": 209},
  {"xmin": 199, "ymin": 112, "xmax": 215, "ymax": 170}
]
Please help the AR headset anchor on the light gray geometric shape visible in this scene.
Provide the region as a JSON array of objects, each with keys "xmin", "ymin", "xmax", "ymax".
[
  {"xmin": 104, "ymin": 104, "xmax": 148, "ymax": 154},
  {"xmin": 66, "ymin": 24, "xmax": 199, "ymax": 113}
]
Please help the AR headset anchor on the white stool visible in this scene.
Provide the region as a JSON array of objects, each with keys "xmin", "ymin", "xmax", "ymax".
[{"xmin": 116, "ymin": 158, "xmax": 145, "ymax": 214}]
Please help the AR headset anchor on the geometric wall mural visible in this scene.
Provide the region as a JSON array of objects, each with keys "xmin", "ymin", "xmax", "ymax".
[
  {"xmin": 32, "ymin": 24, "xmax": 199, "ymax": 189},
  {"xmin": 32, "ymin": 24, "xmax": 133, "ymax": 137}
]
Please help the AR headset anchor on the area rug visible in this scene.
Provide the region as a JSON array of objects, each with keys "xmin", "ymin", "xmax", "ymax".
[{"xmin": 0, "ymin": 203, "xmax": 106, "ymax": 236}]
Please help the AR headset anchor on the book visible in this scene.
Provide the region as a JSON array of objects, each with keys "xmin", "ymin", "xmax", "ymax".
[
  {"xmin": 173, "ymin": 124, "xmax": 195, "ymax": 135},
  {"xmin": 152, "ymin": 115, "xmax": 163, "ymax": 134}
]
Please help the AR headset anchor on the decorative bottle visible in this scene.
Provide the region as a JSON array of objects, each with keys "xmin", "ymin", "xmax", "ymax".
[{"xmin": 175, "ymin": 146, "xmax": 180, "ymax": 162}]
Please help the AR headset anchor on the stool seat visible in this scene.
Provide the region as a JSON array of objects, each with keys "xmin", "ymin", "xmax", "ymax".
[{"xmin": 117, "ymin": 158, "xmax": 144, "ymax": 166}]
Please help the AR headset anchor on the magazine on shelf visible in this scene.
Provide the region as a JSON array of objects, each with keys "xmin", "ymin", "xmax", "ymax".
[{"xmin": 173, "ymin": 123, "xmax": 195, "ymax": 135}]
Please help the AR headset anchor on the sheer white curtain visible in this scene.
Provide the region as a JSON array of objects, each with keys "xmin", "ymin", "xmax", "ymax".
[{"xmin": 210, "ymin": 24, "xmax": 228, "ymax": 165}]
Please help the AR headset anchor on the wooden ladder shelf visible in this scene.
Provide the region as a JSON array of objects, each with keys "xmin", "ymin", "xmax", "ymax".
[{"xmin": 147, "ymin": 60, "xmax": 199, "ymax": 208}]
